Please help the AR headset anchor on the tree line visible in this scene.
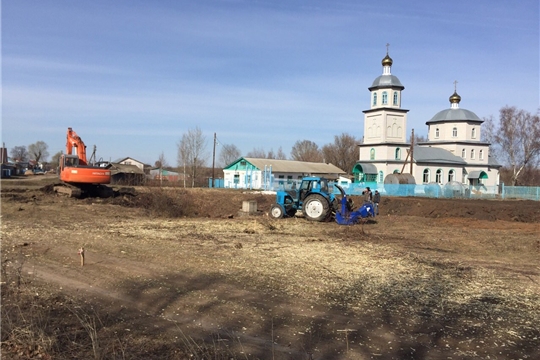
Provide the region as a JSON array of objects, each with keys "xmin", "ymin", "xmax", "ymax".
[{"xmin": 7, "ymin": 106, "xmax": 539, "ymax": 186}]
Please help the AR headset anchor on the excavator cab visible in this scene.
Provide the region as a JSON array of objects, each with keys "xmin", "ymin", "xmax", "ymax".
[{"xmin": 61, "ymin": 155, "xmax": 80, "ymax": 169}]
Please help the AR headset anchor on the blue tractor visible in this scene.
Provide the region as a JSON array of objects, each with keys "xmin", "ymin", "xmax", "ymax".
[
  {"xmin": 269, "ymin": 177, "xmax": 376, "ymax": 224},
  {"xmin": 269, "ymin": 177, "xmax": 338, "ymax": 222}
]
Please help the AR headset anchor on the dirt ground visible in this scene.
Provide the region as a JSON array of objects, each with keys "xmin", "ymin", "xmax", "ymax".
[{"xmin": 1, "ymin": 175, "xmax": 539, "ymax": 359}]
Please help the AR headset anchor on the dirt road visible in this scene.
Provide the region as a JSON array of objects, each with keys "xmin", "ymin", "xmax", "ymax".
[{"xmin": 1, "ymin": 176, "xmax": 539, "ymax": 359}]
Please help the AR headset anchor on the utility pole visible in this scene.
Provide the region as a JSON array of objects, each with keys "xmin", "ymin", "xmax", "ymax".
[{"xmin": 211, "ymin": 133, "xmax": 216, "ymax": 188}]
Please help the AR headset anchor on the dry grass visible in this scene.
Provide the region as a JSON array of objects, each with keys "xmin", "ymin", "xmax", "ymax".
[{"xmin": 1, "ymin": 185, "xmax": 539, "ymax": 359}]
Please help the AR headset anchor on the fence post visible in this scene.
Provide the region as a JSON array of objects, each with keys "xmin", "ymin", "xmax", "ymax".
[{"xmin": 501, "ymin": 183, "xmax": 505, "ymax": 199}]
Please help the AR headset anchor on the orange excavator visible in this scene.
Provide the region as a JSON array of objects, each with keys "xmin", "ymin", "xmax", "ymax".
[{"xmin": 55, "ymin": 127, "xmax": 113, "ymax": 198}]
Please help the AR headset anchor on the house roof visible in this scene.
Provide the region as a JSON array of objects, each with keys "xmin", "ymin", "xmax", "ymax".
[
  {"xmin": 412, "ymin": 146, "xmax": 467, "ymax": 165},
  {"xmin": 226, "ymin": 157, "xmax": 346, "ymax": 175},
  {"xmin": 107, "ymin": 163, "xmax": 145, "ymax": 174}
]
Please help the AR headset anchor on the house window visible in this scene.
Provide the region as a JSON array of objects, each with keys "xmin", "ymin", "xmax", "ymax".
[
  {"xmin": 370, "ymin": 148, "xmax": 375, "ymax": 160},
  {"xmin": 472, "ymin": 127, "xmax": 476, "ymax": 138},
  {"xmin": 423, "ymin": 169, "xmax": 430, "ymax": 183},
  {"xmin": 393, "ymin": 91, "xmax": 398, "ymax": 105},
  {"xmin": 435, "ymin": 169, "xmax": 442, "ymax": 184},
  {"xmin": 435, "ymin": 128, "xmax": 440, "ymax": 138},
  {"xmin": 448, "ymin": 169, "xmax": 455, "ymax": 182},
  {"xmin": 379, "ymin": 171, "xmax": 384, "ymax": 183},
  {"xmin": 287, "ymin": 175, "xmax": 292, "ymax": 184},
  {"xmin": 240, "ymin": 161, "xmax": 246, "ymax": 166},
  {"xmin": 233, "ymin": 174, "xmax": 240, "ymax": 184},
  {"xmin": 479, "ymin": 149, "xmax": 484, "ymax": 160},
  {"xmin": 462, "ymin": 148, "xmax": 466, "ymax": 158},
  {"xmin": 395, "ymin": 148, "xmax": 401, "ymax": 160},
  {"xmin": 373, "ymin": 93, "xmax": 377, "ymax": 106},
  {"xmin": 471, "ymin": 149, "xmax": 475, "ymax": 159},
  {"xmin": 382, "ymin": 91, "xmax": 388, "ymax": 105},
  {"xmin": 453, "ymin": 127, "xmax": 458, "ymax": 137}
]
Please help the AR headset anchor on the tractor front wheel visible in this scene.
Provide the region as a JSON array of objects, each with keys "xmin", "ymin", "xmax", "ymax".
[
  {"xmin": 270, "ymin": 204, "xmax": 284, "ymax": 219},
  {"xmin": 302, "ymin": 194, "xmax": 330, "ymax": 222}
]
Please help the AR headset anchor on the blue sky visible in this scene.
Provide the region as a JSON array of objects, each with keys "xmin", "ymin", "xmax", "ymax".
[{"xmin": 2, "ymin": 0, "xmax": 539, "ymax": 166}]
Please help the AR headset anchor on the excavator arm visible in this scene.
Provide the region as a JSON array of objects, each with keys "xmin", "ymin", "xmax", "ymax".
[{"xmin": 66, "ymin": 127, "xmax": 88, "ymax": 165}]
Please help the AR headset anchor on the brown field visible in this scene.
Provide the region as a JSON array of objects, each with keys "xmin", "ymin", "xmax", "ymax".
[{"xmin": 1, "ymin": 175, "xmax": 539, "ymax": 359}]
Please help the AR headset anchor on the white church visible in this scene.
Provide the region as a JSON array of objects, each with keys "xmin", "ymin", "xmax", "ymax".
[{"xmin": 353, "ymin": 51, "xmax": 501, "ymax": 192}]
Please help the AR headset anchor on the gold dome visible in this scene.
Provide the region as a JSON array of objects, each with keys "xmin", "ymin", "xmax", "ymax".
[
  {"xmin": 449, "ymin": 91, "xmax": 461, "ymax": 104},
  {"xmin": 382, "ymin": 54, "xmax": 393, "ymax": 66}
]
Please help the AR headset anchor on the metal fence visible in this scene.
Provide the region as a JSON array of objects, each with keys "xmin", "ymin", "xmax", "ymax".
[{"xmin": 271, "ymin": 180, "xmax": 540, "ymax": 201}]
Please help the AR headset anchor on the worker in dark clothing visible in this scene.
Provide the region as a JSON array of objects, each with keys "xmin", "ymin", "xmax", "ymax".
[
  {"xmin": 362, "ymin": 187, "xmax": 372, "ymax": 204},
  {"xmin": 373, "ymin": 190, "xmax": 380, "ymax": 215}
]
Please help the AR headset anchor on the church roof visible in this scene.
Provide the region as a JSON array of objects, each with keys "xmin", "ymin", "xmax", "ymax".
[
  {"xmin": 412, "ymin": 146, "xmax": 467, "ymax": 165},
  {"xmin": 426, "ymin": 108, "xmax": 482, "ymax": 124},
  {"xmin": 369, "ymin": 75, "xmax": 404, "ymax": 90}
]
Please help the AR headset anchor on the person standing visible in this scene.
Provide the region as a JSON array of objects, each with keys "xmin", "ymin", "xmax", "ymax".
[
  {"xmin": 373, "ymin": 190, "xmax": 381, "ymax": 215},
  {"xmin": 362, "ymin": 187, "xmax": 372, "ymax": 203}
]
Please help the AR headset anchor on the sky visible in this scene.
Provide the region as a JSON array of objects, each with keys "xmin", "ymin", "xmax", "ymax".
[{"xmin": 2, "ymin": 0, "xmax": 539, "ymax": 166}]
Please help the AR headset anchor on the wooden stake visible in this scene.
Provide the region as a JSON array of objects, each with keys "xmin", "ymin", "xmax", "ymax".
[{"xmin": 78, "ymin": 247, "xmax": 85, "ymax": 266}]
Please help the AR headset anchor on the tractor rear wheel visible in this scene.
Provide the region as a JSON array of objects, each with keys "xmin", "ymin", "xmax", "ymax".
[
  {"xmin": 270, "ymin": 204, "xmax": 284, "ymax": 219},
  {"xmin": 302, "ymin": 194, "xmax": 330, "ymax": 222}
]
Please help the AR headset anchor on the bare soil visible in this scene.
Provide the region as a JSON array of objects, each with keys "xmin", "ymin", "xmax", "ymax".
[{"xmin": 1, "ymin": 175, "xmax": 539, "ymax": 359}]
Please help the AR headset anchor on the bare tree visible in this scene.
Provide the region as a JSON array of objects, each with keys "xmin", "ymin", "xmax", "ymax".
[
  {"xmin": 177, "ymin": 127, "xmax": 208, "ymax": 187},
  {"xmin": 28, "ymin": 141, "xmax": 49, "ymax": 163},
  {"xmin": 246, "ymin": 147, "xmax": 267, "ymax": 158},
  {"xmin": 290, "ymin": 140, "xmax": 323, "ymax": 162},
  {"xmin": 408, "ymin": 133, "xmax": 428, "ymax": 143},
  {"xmin": 219, "ymin": 144, "xmax": 241, "ymax": 167},
  {"xmin": 10, "ymin": 146, "xmax": 29, "ymax": 162},
  {"xmin": 155, "ymin": 151, "xmax": 168, "ymax": 186},
  {"xmin": 483, "ymin": 106, "xmax": 540, "ymax": 185},
  {"xmin": 155, "ymin": 151, "xmax": 168, "ymax": 169},
  {"xmin": 275, "ymin": 146, "xmax": 287, "ymax": 160},
  {"xmin": 322, "ymin": 133, "xmax": 360, "ymax": 175},
  {"xmin": 51, "ymin": 151, "xmax": 63, "ymax": 169}
]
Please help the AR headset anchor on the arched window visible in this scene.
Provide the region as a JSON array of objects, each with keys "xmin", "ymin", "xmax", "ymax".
[
  {"xmin": 423, "ymin": 169, "xmax": 430, "ymax": 183},
  {"xmin": 453, "ymin": 127, "xmax": 458, "ymax": 137},
  {"xmin": 462, "ymin": 148, "xmax": 466, "ymax": 158},
  {"xmin": 372, "ymin": 93, "xmax": 377, "ymax": 106},
  {"xmin": 395, "ymin": 148, "xmax": 401, "ymax": 160},
  {"xmin": 435, "ymin": 169, "xmax": 443, "ymax": 184},
  {"xmin": 393, "ymin": 91, "xmax": 398, "ymax": 105},
  {"xmin": 382, "ymin": 91, "xmax": 388, "ymax": 105},
  {"xmin": 471, "ymin": 149, "xmax": 475, "ymax": 159},
  {"xmin": 435, "ymin": 128, "xmax": 440, "ymax": 138},
  {"xmin": 370, "ymin": 148, "xmax": 375, "ymax": 160},
  {"xmin": 479, "ymin": 149, "xmax": 484, "ymax": 160},
  {"xmin": 378, "ymin": 171, "xmax": 384, "ymax": 183},
  {"xmin": 448, "ymin": 169, "xmax": 455, "ymax": 182},
  {"xmin": 471, "ymin": 127, "xmax": 476, "ymax": 138}
]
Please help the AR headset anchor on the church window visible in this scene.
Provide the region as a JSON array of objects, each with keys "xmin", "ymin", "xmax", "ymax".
[
  {"xmin": 423, "ymin": 169, "xmax": 430, "ymax": 183},
  {"xmin": 382, "ymin": 91, "xmax": 388, "ymax": 105},
  {"xmin": 393, "ymin": 91, "xmax": 398, "ymax": 105},
  {"xmin": 462, "ymin": 149, "xmax": 466, "ymax": 158},
  {"xmin": 435, "ymin": 128, "xmax": 440, "ymax": 138},
  {"xmin": 435, "ymin": 169, "xmax": 443, "ymax": 184},
  {"xmin": 479, "ymin": 149, "xmax": 484, "ymax": 160},
  {"xmin": 471, "ymin": 149, "xmax": 475, "ymax": 159},
  {"xmin": 395, "ymin": 148, "xmax": 401, "ymax": 160},
  {"xmin": 471, "ymin": 127, "xmax": 476, "ymax": 138},
  {"xmin": 372, "ymin": 93, "xmax": 377, "ymax": 106},
  {"xmin": 379, "ymin": 171, "xmax": 384, "ymax": 183},
  {"xmin": 370, "ymin": 148, "xmax": 375, "ymax": 160},
  {"xmin": 448, "ymin": 169, "xmax": 455, "ymax": 182},
  {"xmin": 453, "ymin": 127, "xmax": 458, "ymax": 137}
]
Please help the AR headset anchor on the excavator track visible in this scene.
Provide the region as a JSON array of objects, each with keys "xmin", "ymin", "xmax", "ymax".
[{"xmin": 53, "ymin": 183, "xmax": 113, "ymax": 198}]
